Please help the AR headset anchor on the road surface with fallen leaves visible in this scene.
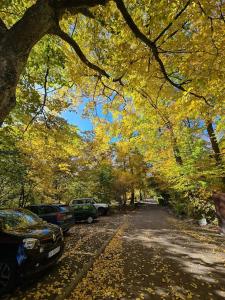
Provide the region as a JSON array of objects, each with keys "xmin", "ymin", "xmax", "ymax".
[{"xmin": 69, "ymin": 203, "xmax": 225, "ymax": 300}]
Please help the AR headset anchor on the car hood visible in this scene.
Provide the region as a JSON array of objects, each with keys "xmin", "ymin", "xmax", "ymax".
[
  {"xmin": 5, "ymin": 222, "xmax": 60, "ymax": 240},
  {"xmin": 94, "ymin": 203, "xmax": 109, "ymax": 208}
]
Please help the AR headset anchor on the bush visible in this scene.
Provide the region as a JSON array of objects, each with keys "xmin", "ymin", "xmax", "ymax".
[
  {"xmin": 186, "ymin": 188, "xmax": 215, "ymax": 222},
  {"xmin": 169, "ymin": 188, "xmax": 216, "ymax": 222}
]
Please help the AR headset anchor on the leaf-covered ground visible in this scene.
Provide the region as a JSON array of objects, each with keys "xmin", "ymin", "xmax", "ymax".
[{"xmin": 69, "ymin": 204, "xmax": 225, "ymax": 300}]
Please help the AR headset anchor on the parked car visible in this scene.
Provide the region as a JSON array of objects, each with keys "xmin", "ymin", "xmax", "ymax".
[
  {"xmin": 26, "ymin": 204, "xmax": 74, "ymax": 232},
  {"xmin": 0, "ymin": 208, "xmax": 64, "ymax": 295},
  {"xmin": 69, "ymin": 199, "xmax": 98, "ymax": 223},
  {"xmin": 70, "ymin": 198, "xmax": 109, "ymax": 216},
  {"xmin": 90, "ymin": 199, "xmax": 109, "ymax": 216}
]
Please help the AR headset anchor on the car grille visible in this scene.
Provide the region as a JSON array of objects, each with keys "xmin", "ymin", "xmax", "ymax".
[{"xmin": 40, "ymin": 232, "xmax": 62, "ymax": 251}]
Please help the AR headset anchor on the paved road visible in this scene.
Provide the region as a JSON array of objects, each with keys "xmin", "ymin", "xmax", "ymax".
[
  {"xmin": 70, "ymin": 204, "xmax": 225, "ymax": 299},
  {"xmin": 2, "ymin": 213, "xmax": 124, "ymax": 300}
]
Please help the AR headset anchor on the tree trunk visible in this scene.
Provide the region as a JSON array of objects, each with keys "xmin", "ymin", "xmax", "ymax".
[
  {"xmin": 19, "ymin": 184, "xmax": 25, "ymax": 207},
  {"xmin": 130, "ymin": 189, "xmax": 135, "ymax": 205},
  {"xmin": 0, "ymin": 0, "xmax": 107, "ymax": 123},
  {"xmin": 139, "ymin": 190, "xmax": 143, "ymax": 201},
  {"xmin": 167, "ymin": 122, "xmax": 183, "ymax": 165},
  {"xmin": 206, "ymin": 121, "xmax": 225, "ymax": 185},
  {"xmin": 0, "ymin": 1, "xmax": 56, "ymax": 123},
  {"xmin": 123, "ymin": 192, "xmax": 127, "ymax": 207},
  {"xmin": 212, "ymin": 192, "xmax": 225, "ymax": 233},
  {"xmin": 206, "ymin": 122, "xmax": 223, "ymax": 165}
]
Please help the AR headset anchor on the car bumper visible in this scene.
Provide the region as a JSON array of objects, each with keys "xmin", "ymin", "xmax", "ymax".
[
  {"xmin": 59, "ymin": 219, "xmax": 74, "ymax": 231},
  {"xmin": 18, "ymin": 242, "xmax": 64, "ymax": 278}
]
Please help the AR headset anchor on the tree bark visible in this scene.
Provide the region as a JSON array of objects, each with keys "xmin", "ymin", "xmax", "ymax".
[
  {"xmin": 206, "ymin": 122, "xmax": 223, "ymax": 165},
  {"xmin": 19, "ymin": 184, "xmax": 25, "ymax": 207},
  {"xmin": 167, "ymin": 122, "xmax": 183, "ymax": 165},
  {"xmin": 123, "ymin": 192, "xmax": 127, "ymax": 206},
  {"xmin": 206, "ymin": 121, "xmax": 225, "ymax": 185},
  {"xmin": 212, "ymin": 192, "xmax": 225, "ymax": 233},
  {"xmin": 0, "ymin": 1, "xmax": 56, "ymax": 123},
  {"xmin": 130, "ymin": 189, "xmax": 135, "ymax": 205},
  {"xmin": 139, "ymin": 190, "xmax": 143, "ymax": 201},
  {"xmin": 0, "ymin": 0, "xmax": 108, "ymax": 123},
  {"xmin": 140, "ymin": 89, "xmax": 183, "ymax": 166}
]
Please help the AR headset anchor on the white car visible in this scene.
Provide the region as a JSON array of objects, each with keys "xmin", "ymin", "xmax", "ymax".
[
  {"xmin": 91, "ymin": 200, "xmax": 109, "ymax": 216},
  {"xmin": 71, "ymin": 198, "xmax": 109, "ymax": 216}
]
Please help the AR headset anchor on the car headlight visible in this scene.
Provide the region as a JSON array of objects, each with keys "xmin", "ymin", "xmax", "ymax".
[{"xmin": 23, "ymin": 238, "xmax": 40, "ymax": 249}]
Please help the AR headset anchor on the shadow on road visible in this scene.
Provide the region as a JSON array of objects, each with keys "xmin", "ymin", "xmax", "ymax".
[{"xmin": 122, "ymin": 205, "xmax": 225, "ymax": 299}]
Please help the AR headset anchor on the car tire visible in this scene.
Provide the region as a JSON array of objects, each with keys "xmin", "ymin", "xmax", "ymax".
[
  {"xmin": 98, "ymin": 208, "xmax": 106, "ymax": 216},
  {"xmin": 0, "ymin": 260, "xmax": 16, "ymax": 295},
  {"xmin": 87, "ymin": 216, "xmax": 94, "ymax": 224}
]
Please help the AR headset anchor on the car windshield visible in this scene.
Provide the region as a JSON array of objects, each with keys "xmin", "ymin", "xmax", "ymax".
[
  {"xmin": 58, "ymin": 205, "xmax": 70, "ymax": 212},
  {"xmin": 0, "ymin": 209, "xmax": 42, "ymax": 230}
]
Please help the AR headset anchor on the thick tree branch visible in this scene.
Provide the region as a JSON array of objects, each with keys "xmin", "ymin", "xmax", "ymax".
[
  {"xmin": 0, "ymin": 18, "xmax": 7, "ymax": 30},
  {"xmin": 159, "ymin": 21, "xmax": 188, "ymax": 47},
  {"xmin": 24, "ymin": 65, "xmax": 50, "ymax": 132},
  {"xmin": 53, "ymin": 27, "xmax": 110, "ymax": 78},
  {"xmin": 137, "ymin": 88, "xmax": 183, "ymax": 165},
  {"xmin": 114, "ymin": 0, "xmax": 155, "ymax": 49},
  {"xmin": 114, "ymin": 0, "xmax": 184, "ymax": 89},
  {"xmin": 153, "ymin": 0, "xmax": 191, "ymax": 43},
  {"xmin": 59, "ymin": 0, "xmax": 108, "ymax": 9},
  {"xmin": 0, "ymin": 0, "xmax": 110, "ymax": 123},
  {"xmin": 114, "ymin": 0, "xmax": 212, "ymax": 106},
  {"xmin": 0, "ymin": 18, "xmax": 8, "ymax": 38},
  {"xmin": 53, "ymin": 26, "xmax": 124, "ymax": 85},
  {"xmin": 206, "ymin": 121, "xmax": 224, "ymax": 168},
  {"xmin": 198, "ymin": 1, "xmax": 225, "ymax": 23}
]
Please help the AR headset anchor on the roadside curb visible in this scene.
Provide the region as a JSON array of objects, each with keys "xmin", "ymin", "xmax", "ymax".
[{"xmin": 55, "ymin": 220, "xmax": 124, "ymax": 300}]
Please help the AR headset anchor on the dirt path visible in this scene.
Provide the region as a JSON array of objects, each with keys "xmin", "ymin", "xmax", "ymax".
[{"xmin": 69, "ymin": 204, "xmax": 225, "ymax": 300}]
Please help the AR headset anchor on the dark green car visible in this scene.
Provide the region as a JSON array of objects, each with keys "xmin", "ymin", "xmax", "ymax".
[{"xmin": 69, "ymin": 199, "xmax": 98, "ymax": 224}]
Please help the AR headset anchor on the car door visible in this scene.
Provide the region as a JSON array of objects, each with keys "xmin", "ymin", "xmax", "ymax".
[
  {"xmin": 38, "ymin": 206, "xmax": 57, "ymax": 224},
  {"xmin": 73, "ymin": 200, "xmax": 86, "ymax": 221},
  {"xmin": 82, "ymin": 199, "xmax": 94, "ymax": 219}
]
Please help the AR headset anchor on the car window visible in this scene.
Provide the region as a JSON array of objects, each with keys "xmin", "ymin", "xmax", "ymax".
[
  {"xmin": 0, "ymin": 209, "xmax": 42, "ymax": 230},
  {"xmin": 39, "ymin": 206, "xmax": 58, "ymax": 214},
  {"xmin": 58, "ymin": 205, "xmax": 70, "ymax": 212},
  {"xmin": 73, "ymin": 204, "xmax": 91, "ymax": 210},
  {"xmin": 73, "ymin": 204, "xmax": 80, "ymax": 210},
  {"xmin": 73, "ymin": 199, "xmax": 84, "ymax": 205},
  {"xmin": 83, "ymin": 204, "xmax": 91, "ymax": 209},
  {"xmin": 28, "ymin": 206, "xmax": 39, "ymax": 214}
]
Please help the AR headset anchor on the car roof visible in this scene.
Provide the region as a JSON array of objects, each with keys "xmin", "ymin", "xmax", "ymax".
[
  {"xmin": 27, "ymin": 204, "xmax": 47, "ymax": 207},
  {"xmin": 0, "ymin": 208, "xmax": 25, "ymax": 211},
  {"xmin": 27, "ymin": 203, "xmax": 66, "ymax": 207}
]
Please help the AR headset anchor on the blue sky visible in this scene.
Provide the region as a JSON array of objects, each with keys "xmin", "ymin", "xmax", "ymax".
[
  {"xmin": 61, "ymin": 98, "xmax": 113, "ymax": 132},
  {"xmin": 61, "ymin": 110, "xmax": 93, "ymax": 132},
  {"xmin": 61, "ymin": 98, "xmax": 93, "ymax": 132}
]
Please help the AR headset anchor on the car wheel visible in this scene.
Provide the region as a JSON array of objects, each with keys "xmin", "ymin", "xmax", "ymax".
[
  {"xmin": 0, "ymin": 261, "xmax": 16, "ymax": 295},
  {"xmin": 98, "ymin": 208, "xmax": 105, "ymax": 216},
  {"xmin": 87, "ymin": 216, "xmax": 94, "ymax": 224}
]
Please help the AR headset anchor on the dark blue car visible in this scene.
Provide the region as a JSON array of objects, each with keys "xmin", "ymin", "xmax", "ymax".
[
  {"xmin": 26, "ymin": 204, "xmax": 74, "ymax": 232},
  {"xmin": 0, "ymin": 208, "xmax": 64, "ymax": 294}
]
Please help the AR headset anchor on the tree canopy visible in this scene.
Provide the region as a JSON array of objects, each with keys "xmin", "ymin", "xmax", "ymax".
[{"xmin": 0, "ymin": 0, "xmax": 224, "ymax": 219}]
